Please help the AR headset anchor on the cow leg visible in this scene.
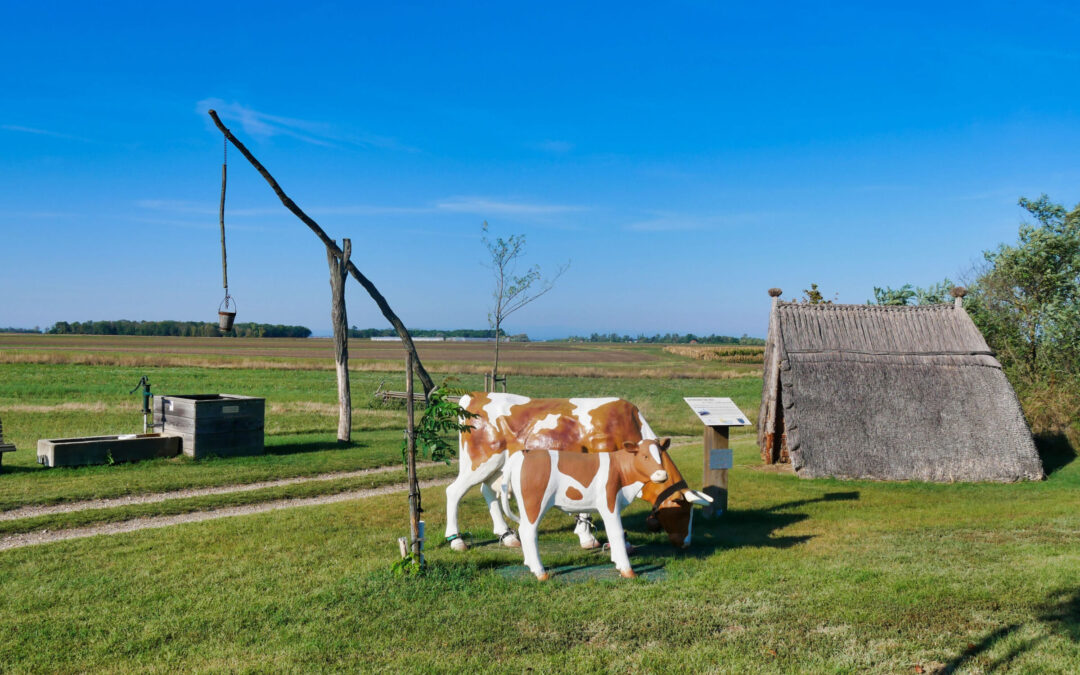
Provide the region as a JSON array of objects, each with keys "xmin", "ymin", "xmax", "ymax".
[
  {"xmin": 573, "ymin": 514, "xmax": 601, "ymax": 549},
  {"xmin": 517, "ymin": 516, "xmax": 547, "ymax": 581},
  {"xmin": 444, "ymin": 453, "xmax": 504, "ymax": 552},
  {"xmin": 481, "ymin": 480, "xmax": 520, "ymax": 548},
  {"xmin": 599, "ymin": 510, "xmax": 635, "ymax": 578}
]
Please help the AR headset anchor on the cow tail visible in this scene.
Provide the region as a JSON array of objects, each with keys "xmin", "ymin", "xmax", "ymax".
[{"xmin": 499, "ymin": 469, "xmax": 520, "ymax": 524}]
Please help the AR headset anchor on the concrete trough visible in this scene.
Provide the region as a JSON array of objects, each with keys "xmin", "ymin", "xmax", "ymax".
[
  {"xmin": 37, "ymin": 433, "xmax": 181, "ymax": 468},
  {"xmin": 155, "ymin": 394, "xmax": 264, "ymax": 459}
]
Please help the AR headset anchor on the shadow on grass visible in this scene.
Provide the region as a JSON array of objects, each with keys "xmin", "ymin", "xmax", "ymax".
[
  {"xmin": 624, "ymin": 490, "xmax": 860, "ymax": 557},
  {"xmin": 0, "ymin": 464, "xmax": 45, "ymax": 474},
  {"xmin": 940, "ymin": 588, "xmax": 1079, "ymax": 673},
  {"xmin": 265, "ymin": 439, "xmax": 371, "ymax": 456},
  {"xmin": 1034, "ymin": 432, "xmax": 1076, "ymax": 475}
]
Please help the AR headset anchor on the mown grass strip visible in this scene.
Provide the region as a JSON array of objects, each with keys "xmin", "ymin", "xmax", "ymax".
[{"xmin": 0, "ymin": 463, "xmax": 457, "ymax": 538}]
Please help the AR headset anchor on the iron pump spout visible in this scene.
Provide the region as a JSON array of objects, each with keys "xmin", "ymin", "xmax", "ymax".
[{"xmin": 129, "ymin": 376, "xmax": 153, "ymax": 433}]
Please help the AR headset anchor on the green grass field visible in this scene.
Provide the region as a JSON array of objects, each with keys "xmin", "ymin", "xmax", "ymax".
[{"xmin": 0, "ymin": 341, "xmax": 1076, "ymax": 672}]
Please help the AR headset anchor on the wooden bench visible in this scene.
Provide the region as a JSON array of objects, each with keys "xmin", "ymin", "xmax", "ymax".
[
  {"xmin": 373, "ymin": 381, "xmax": 459, "ymax": 405},
  {"xmin": 0, "ymin": 417, "xmax": 16, "ymax": 467}
]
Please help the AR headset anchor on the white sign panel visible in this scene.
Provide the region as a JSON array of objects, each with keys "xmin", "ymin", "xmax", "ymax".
[
  {"xmin": 709, "ymin": 448, "xmax": 734, "ymax": 470},
  {"xmin": 683, "ymin": 397, "xmax": 752, "ymax": 427}
]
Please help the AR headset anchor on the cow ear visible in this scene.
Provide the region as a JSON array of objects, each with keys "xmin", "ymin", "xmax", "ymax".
[
  {"xmin": 658, "ymin": 437, "xmax": 671, "ymax": 452},
  {"xmin": 683, "ymin": 489, "xmax": 713, "ymax": 505},
  {"xmin": 622, "ymin": 441, "xmax": 639, "ymax": 453}
]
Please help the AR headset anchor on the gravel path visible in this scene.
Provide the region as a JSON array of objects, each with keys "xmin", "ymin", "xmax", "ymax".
[
  {"xmin": 0, "ymin": 462, "xmax": 441, "ymax": 522},
  {"xmin": 0, "ymin": 477, "xmax": 452, "ymax": 552}
]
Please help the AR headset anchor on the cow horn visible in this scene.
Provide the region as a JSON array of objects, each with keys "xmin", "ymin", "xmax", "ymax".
[{"xmin": 683, "ymin": 489, "xmax": 713, "ymax": 505}]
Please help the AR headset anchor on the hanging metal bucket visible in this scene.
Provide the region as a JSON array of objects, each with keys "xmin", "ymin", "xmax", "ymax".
[{"xmin": 218, "ymin": 296, "xmax": 236, "ymax": 332}]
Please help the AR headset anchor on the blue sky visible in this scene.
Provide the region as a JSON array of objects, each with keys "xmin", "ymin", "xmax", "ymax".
[{"xmin": 1, "ymin": 2, "xmax": 1077, "ymax": 339}]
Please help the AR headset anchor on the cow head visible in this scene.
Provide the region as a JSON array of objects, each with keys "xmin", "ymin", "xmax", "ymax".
[
  {"xmin": 637, "ymin": 439, "xmax": 713, "ymax": 548},
  {"xmin": 620, "ymin": 439, "xmax": 669, "ymax": 485}
]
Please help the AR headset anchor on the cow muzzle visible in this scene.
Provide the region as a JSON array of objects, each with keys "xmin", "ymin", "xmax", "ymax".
[{"xmin": 650, "ymin": 470, "xmax": 668, "ymax": 483}]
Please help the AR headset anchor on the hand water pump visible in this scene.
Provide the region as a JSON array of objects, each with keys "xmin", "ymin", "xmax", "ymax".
[{"xmin": 129, "ymin": 376, "xmax": 154, "ymax": 433}]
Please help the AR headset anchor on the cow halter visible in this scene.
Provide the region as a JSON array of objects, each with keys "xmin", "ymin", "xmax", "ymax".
[{"xmin": 648, "ymin": 479, "xmax": 688, "ymax": 517}]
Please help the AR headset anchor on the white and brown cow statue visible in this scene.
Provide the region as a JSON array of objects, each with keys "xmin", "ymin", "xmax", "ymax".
[
  {"xmin": 445, "ymin": 392, "xmax": 712, "ymax": 552},
  {"xmin": 501, "ymin": 440, "xmax": 670, "ymax": 580}
]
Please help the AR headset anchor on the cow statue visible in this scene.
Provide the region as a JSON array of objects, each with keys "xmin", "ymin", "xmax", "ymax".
[
  {"xmin": 444, "ymin": 392, "xmax": 712, "ymax": 551},
  {"xmin": 501, "ymin": 440, "xmax": 671, "ymax": 580}
]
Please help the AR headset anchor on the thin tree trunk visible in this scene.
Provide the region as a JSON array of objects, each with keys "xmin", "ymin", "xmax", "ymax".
[
  {"xmin": 207, "ymin": 109, "xmax": 435, "ymax": 398},
  {"xmin": 327, "ymin": 239, "xmax": 351, "ymax": 442},
  {"xmin": 405, "ymin": 352, "xmax": 422, "ymax": 561},
  {"xmin": 491, "ymin": 319, "xmax": 501, "ymax": 391}
]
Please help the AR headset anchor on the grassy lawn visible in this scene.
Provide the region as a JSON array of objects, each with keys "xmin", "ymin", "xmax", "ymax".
[
  {"xmin": 0, "ymin": 440, "xmax": 1076, "ymax": 672},
  {"xmin": 0, "ymin": 348, "xmax": 1076, "ymax": 672},
  {"xmin": 0, "ymin": 362, "xmax": 758, "ymax": 510}
]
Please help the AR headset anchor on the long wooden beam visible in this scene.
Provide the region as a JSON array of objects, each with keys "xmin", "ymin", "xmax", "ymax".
[{"xmin": 207, "ymin": 109, "xmax": 435, "ymax": 396}]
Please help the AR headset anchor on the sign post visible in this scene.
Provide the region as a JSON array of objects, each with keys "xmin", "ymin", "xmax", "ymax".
[{"xmin": 683, "ymin": 397, "xmax": 751, "ymax": 519}]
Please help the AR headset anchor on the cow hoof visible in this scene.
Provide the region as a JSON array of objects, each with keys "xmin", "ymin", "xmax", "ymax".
[
  {"xmin": 619, "ymin": 569, "xmax": 637, "ymax": 579},
  {"xmin": 536, "ymin": 572, "xmax": 550, "ymax": 582},
  {"xmin": 499, "ymin": 532, "xmax": 521, "ymax": 548},
  {"xmin": 449, "ymin": 538, "xmax": 468, "ymax": 552},
  {"xmin": 582, "ymin": 538, "xmax": 601, "ymax": 550}
]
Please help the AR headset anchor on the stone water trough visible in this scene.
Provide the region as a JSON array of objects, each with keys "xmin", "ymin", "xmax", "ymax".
[{"xmin": 37, "ymin": 434, "xmax": 181, "ymax": 468}]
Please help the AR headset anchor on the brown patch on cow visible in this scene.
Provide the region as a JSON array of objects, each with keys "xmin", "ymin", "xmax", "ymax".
[
  {"xmin": 605, "ymin": 449, "xmax": 663, "ymax": 513},
  {"xmin": 557, "ymin": 452, "xmax": 599, "ymax": 488},
  {"xmin": 520, "ymin": 450, "xmax": 552, "ymax": 524},
  {"xmin": 565, "ymin": 486, "xmax": 583, "ymax": 500}
]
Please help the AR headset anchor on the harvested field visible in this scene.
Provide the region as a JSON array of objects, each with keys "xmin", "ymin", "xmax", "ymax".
[{"xmin": 0, "ymin": 335, "xmax": 657, "ymax": 363}]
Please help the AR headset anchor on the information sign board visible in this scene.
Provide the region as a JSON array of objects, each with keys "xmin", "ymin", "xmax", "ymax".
[{"xmin": 683, "ymin": 397, "xmax": 752, "ymax": 427}]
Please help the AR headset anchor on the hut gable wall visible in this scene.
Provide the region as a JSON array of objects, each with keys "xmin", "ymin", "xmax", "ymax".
[{"xmin": 759, "ymin": 300, "xmax": 1043, "ymax": 482}]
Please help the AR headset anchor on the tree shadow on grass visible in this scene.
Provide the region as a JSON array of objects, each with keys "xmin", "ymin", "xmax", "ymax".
[
  {"xmin": 1034, "ymin": 432, "xmax": 1076, "ymax": 475},
  {"xmin": 265, "ymin": 439, "xmax": 371, "ymax": 456},
  {"xmin": 939, "ymin": 588, "xmax": 1079, "ymax": 673}
]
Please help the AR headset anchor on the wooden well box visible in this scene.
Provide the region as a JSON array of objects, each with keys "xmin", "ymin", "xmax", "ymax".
[{"xmin": 155, "ymin": 394, "xmax": 265, "ymax": 459}]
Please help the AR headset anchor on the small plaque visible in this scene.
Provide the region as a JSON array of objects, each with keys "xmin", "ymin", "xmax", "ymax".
[
  {"xmin": 709, "ymin": 448, "xmax": 733, "ymax": 470},
  {"xmin": 683, "ymin": 397, "xmax": 752, "ymax": 427},
  {"xmin": 222, "ymin": 405, "xmax": 240, "ymax": 414}
]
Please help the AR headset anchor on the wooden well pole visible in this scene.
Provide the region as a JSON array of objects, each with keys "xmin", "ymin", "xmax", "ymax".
[
  {"xmin": 327, "ymin": 239, "xmax": 352, "ymax": 442},
  {"xmin": 207, "ymin": 109, "xmax": 435, "ymax": 398}
]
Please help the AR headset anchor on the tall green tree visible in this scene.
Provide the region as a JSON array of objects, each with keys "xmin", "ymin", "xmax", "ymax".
[{"xmin": 967, "ymin": 195, "xmax": 1080, "ymax": 380}]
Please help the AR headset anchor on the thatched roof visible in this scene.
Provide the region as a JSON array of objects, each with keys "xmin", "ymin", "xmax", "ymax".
[{"xmin": 758, "ymin": 297, "xmax": 1044, "ymax": 482}]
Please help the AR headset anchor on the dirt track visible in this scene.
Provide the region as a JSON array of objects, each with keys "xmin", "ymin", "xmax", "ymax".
[
  {"xmin": 0, "ymin": 476, "xmax": 452, "ymax": 552},
  {"xmin": 0, "ymin": 462, "xmax": 440, "ymax": 522}
]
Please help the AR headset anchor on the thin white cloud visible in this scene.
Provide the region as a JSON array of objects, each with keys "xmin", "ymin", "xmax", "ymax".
[
  {"xmin": 2, "ymin": 124, "xmax": 94, "ymax": 143},
  {"xmin": 196, "ymin": 98, "xmax": 417, "ymax": 151},
  {"xmin": 138, "ymin": 196, "xmax": 586, "ymax": 220},
  {"xmin": 436, "ymin": 197, "xmax": 585, "ymax": 216},
  {"xmin": 527, "ymin": 139, "xmax": 575, "ymax": 153},
  {"xmin": 625, "ymin": 210, "xmax": 784, "ymax": 232}
]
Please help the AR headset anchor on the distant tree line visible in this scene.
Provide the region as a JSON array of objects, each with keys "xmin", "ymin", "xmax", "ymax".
[
  {"xmin": 47, "ymin": 320, "xmax": 312, "ymax": 338},
  {"xmin": 348, "ymin": 327, "xmax": 507, "ymax": 339},
  {"xmin": 565, "ymin": 332, "xmax": 765, "ymax": 345},
  {"xmin": 0, "ymin": 326, "xmax": 41, "ymax": 333}
]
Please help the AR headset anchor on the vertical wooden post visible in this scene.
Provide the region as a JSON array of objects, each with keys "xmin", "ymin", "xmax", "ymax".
[
  {"xmin": 327, "ymin": 239, "xmax": 352, "ymax": 442},
  {"xmin": 405, "ymin": 352, "xmax": 422, "ymax": 562},
  {"xmin": 702, "ymin": 424, "xmax": 730, "ymax": 518}
]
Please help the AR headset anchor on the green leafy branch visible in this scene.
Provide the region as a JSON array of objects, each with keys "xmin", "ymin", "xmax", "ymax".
[{"xmin": 402, "ymin": 386, "xmax": 478, "ymax": 465}]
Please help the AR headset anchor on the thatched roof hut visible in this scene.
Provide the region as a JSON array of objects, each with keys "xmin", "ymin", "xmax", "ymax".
[{"xmin": 757, "ymin": 288, "xmax": 1044, "ymax": 482}]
